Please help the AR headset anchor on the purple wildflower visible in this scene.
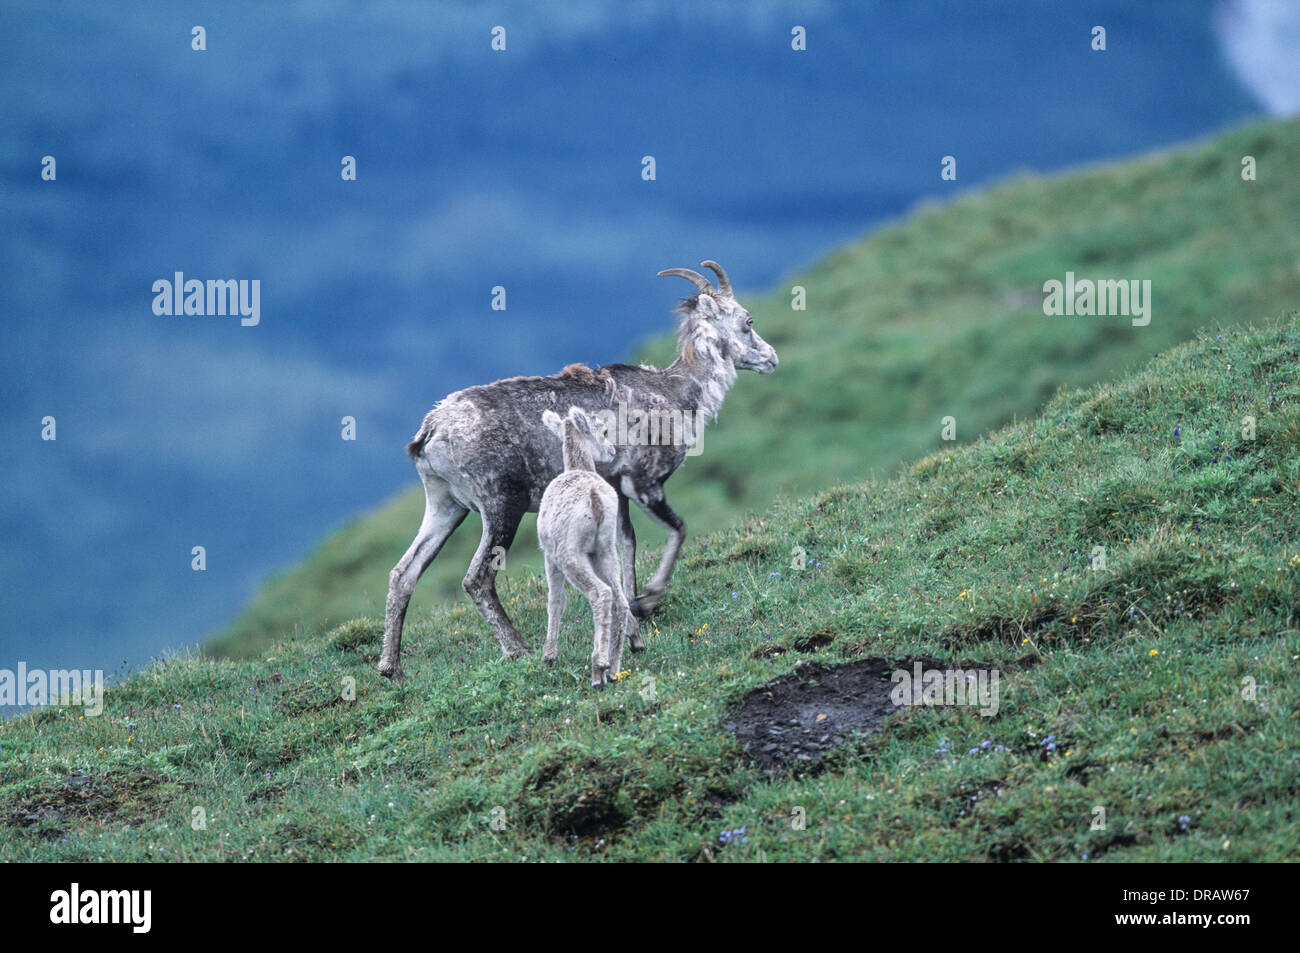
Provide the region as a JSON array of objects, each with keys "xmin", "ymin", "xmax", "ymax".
[{"xmin": 718, "ymin": 827, "xmax": 749, "ymax": 846}]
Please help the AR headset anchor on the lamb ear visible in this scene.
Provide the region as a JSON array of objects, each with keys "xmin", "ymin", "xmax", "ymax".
[
  {"xmin": 568, "ymin": 406, "xmax": 593, "ymax": 437},
  {"xmin": 542, "ymin": 409, "xmax": 565, "ymax": 437}
]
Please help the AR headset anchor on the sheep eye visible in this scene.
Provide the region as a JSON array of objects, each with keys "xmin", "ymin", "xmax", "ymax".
[{"xmin": 745, "ymin": 316, "xmax": 754, "ymax": 329}]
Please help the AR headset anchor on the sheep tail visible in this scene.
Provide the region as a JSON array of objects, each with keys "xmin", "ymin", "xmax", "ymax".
[{"xmin": 406, "ymin": 413, "xmax": 435, "ymax": 459}]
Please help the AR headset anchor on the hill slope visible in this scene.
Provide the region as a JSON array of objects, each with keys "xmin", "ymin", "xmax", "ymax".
[
  {"xmin": 4, "ymin": 314, "xmax": 1298, "ymax": 861},
  {"xmin": 210, "ymin": 117, "xmax": 1300, "ymax": 658}
]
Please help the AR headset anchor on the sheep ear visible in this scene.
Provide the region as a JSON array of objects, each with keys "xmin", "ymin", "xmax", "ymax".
[
  {"xmin": 542, "ymin": 409, "xmax": 564, "ymax": 437},
  {"xmin": 695, "ymin": 294, "xmax": 720, "ymax": 320}
]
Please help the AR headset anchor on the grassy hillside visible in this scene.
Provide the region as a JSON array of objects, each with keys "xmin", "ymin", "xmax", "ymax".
[
  {"xmin": 210, "ymin": 117, "xmax": 1300, "ymax": 658},
  {"xmin": 4, "ymin": 314, "xmax": 1298, "ymax": 861}
]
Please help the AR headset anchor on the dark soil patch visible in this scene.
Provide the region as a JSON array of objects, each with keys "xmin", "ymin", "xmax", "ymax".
[
  {"xmin": 730, "ymin": 654, "xmax": 1034, "ymax": 772},
  {"xmin": 526, "ymin": 757, "xmax": 629, "ymax": 841},
  {"xmin": 7, "ymin": 773, "xmax": 169, "ymax": 839},
  {"xmin": 988, "ymin": 838, "xmax": 1033, "ymax": 862},
  {"xmin": 727, "ymin": 657, "xmax": 916, "ymax": 771},
  {"xmin": 550, "ymin": 788, "xmax": 626, "ymax": 839}
]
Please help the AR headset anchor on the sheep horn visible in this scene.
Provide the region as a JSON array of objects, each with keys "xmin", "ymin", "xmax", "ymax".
[
  {"xmin": 657, "ymin": 268, "xmax": 715, "ymax": 295},
  {"xmin": 700, "ymin": 260, "xmax": 733, "ymax": 297}
]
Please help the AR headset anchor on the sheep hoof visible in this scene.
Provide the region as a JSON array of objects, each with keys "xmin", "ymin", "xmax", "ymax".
[{"xmin": 377, "ymin": 661, "xmax": 404, "ymax": 682}]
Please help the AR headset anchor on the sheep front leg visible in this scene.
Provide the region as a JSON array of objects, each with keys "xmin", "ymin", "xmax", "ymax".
[
  {"xmin": 630, "ymin": 489, "xmax": 686, "ymax": 620},
  {"xmin": 462, "ymin": 501, "xmax": 532, "ymax": 658}
]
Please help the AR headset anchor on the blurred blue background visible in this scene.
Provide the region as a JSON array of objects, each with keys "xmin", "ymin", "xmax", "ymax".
[{"xmin": 1, "ymin": 0, "xmax": 1294, "ymax": 681}]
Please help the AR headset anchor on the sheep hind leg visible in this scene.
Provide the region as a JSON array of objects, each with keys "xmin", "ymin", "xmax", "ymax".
[
  {"xmin": 559, "ymin": 555, "xmax": 613, "ymax": 687},
  {"xmin": 379, "ymin": 477, "xmax": 468, "ymax": 681},
  {"xmin": 596, "ymin": 546, "xmax": 628, "ymax": 679},
  {"xmin": 542, "ymin": 553, "xmax": 566, "ymax": 665}
]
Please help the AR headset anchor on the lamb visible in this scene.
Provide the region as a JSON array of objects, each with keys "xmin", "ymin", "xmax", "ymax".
[{"xmin": 536, "ymin": 407, "xmax": 634, "ymax": 686}]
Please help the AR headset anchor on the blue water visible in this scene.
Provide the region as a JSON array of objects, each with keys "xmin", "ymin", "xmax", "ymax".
[{"xmin": 0, "ymin": 0, "xmax": 1287, "ymax": 681}]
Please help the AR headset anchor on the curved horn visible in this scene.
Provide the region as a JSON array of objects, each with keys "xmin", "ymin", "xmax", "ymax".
[
  {"xmin": 700, "ymin": 260, "xmax": 733, "ymax": 297},
  {"xmin": 657, "ymin": 267, "xmax": 715, "ymax": 295}
]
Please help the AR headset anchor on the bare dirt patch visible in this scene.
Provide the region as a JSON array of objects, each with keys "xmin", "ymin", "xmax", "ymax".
[
  {"xmin": 729, "ymin": 654, "xmax": 1037, "ymax": 772},
  {"xmin": 526, "ymin": 757, "xmax": 629, "ymax": 841},
  {"xmin": 7, "ymin": 772, "xmax": 170, "ymax": 840},
  {"xmin": 727, "ymin": 657, "xmax": 917, "ymax": 771}
]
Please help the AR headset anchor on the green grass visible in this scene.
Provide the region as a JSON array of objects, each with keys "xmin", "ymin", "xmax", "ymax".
[
  {"xmin": 208, "ymin": 116, "xmax": 1300, "ymax": 658},
  {"xmin": 4, "ymin": 314, "xmax": 1298, "ymax": 861}
]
